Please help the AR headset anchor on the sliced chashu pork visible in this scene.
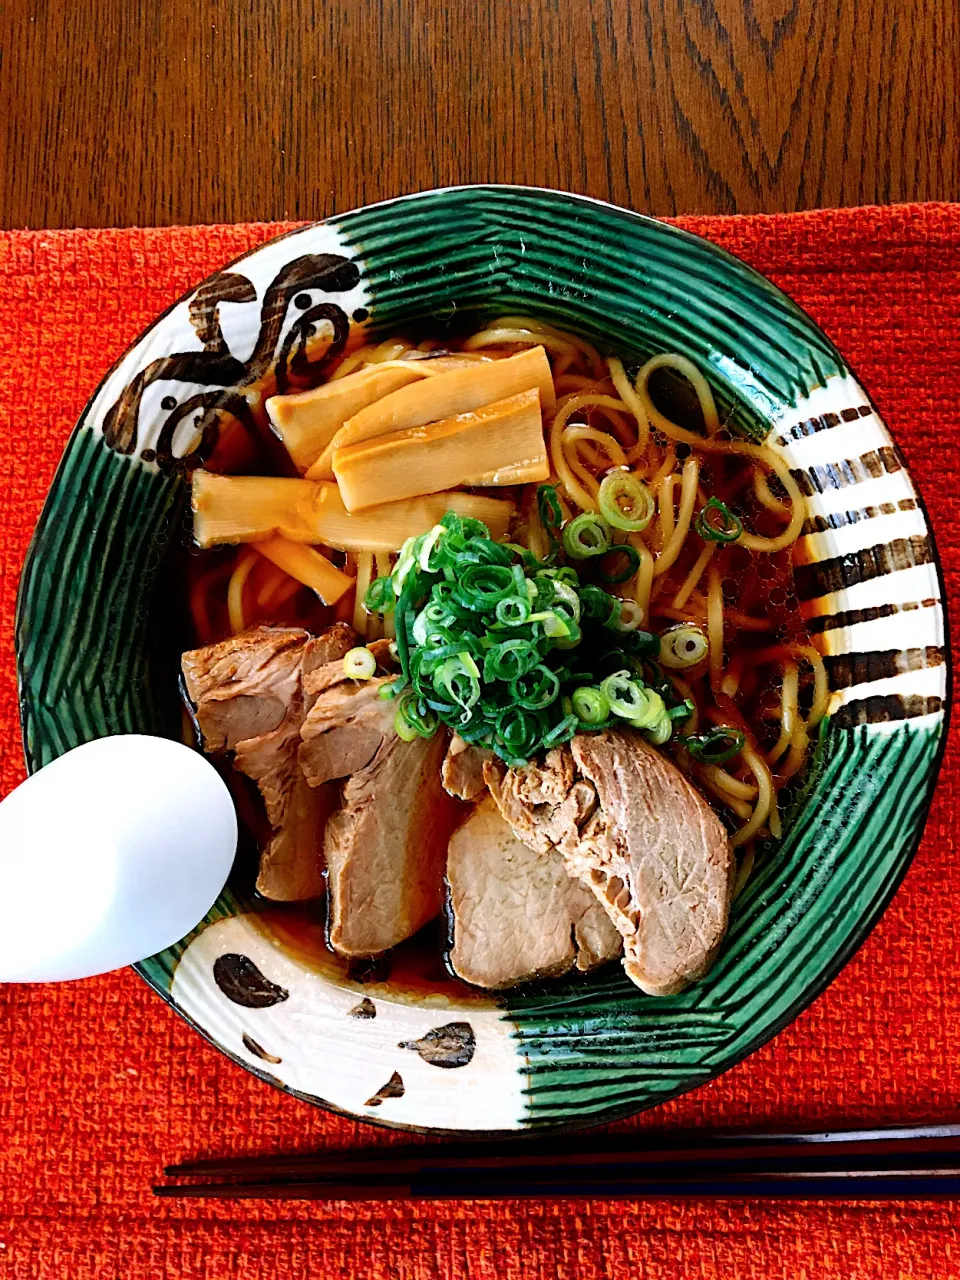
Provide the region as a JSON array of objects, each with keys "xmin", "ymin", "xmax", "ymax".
[
  {"xmin": 182, "ymin": 623, "xmax": 356, "ymax": 901},
  {"xmin": 446, "ymin": 797, "xmax": 621, "ymax": 988},
  {"xmin": 440, "ymin": 734, "xmax": 494, "ymax": 802},
  {"xmin": 484, "ymin": 730, "xmax": 734, "ymax": 996},
  {"xmin": 300, "ymin": 680, "xmax": 462, "ymax": 956}
]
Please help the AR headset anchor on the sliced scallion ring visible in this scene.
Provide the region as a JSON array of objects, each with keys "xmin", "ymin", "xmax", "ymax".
[
  {"xmin": 600, "ymin": 670, "xmax": 647, "ymax": 720},
  {"xmin": 613, "ymin": 599, "xmax": 646, "ymax": 632},
  {"xmin": 343, "ymin": 646, "xmax": 377, "ymax": 680},
  {"xmin": 495, "ymin": 595, "xmax": 531, "ymax": 627},
  {"xmin": 511, "ymin": 665, "xmax": 561, "ymax": 710},
  {"xmin": 537, "ymin": 483, "xmax": 563, "ymax": 538},
  {"xmin": 659, "ymin": 623, "xmax": 709, "ymax": 669},
  {"xmin": 562, "ymin": 512, "xmax": 612, "ymax": 559},
  {"xmin": 571, "ymin": 686, "xmax": 610, "ymax": 725},
  {"xmin": 683, "ymin": 726, "xmax": 746, "ymax": 764},
  {"xmin": 598, "ymin": 471, "xmax": 655, "ymax": 532},
  {"xmin": 417, "ymin": 523, "xmax": 446, "ymax": 571},
  {"xmin": 626, "ymin": 688, "xmax": 664, "ymax": 730},
  {"xmin": 695, "ymin": 496, "xmax": 743, "ymax": 544},
  {"xmin": 644, "ymin": 715, "xmax": 673, "ymax": 746},
  {"xmin": 597, "ymin": 543, "xmax": 642, "ymax": 585},
  {"xmin": 364, "ymin": 575, "xmax": 396, "ymax": 614}
]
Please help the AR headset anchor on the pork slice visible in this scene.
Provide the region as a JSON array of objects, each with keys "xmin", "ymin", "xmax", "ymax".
[
  {"xmin": 567, "ymin": 732, "xmax": 734, "ymax": 996},
  {"xmin": 182, "ymin": 625, "xmax": 345, "ymax": 901},
  {"xmin": 483, "ymin": 731, "xmax": 734, "ymax": 996},
  {"xmin": 366, "ymin": 638, "xmax": 399, "ymax": 673},
  {"xmin": 482, "ymin": 750, "xmax": 595, "ymax": 855},
  {"xmin": 182, "ymin": 626, "xmax": 308, "ymax": 750},
  {"xmin": 234, "ymin": 726, "xmax": 334, "ymax": 901},
  {"xmin": 299, "ymin": 678, "xmax": 396, "ymax": 786},
  {"xmin": 446, "ymin": 797, "xmax": 621, "ymax": 988},
  {"xmin": 303, "ymin": 622, "xmax": 358, "ymax": 673},
  {"xmin": 300, "ymin": 682, "xmax": 462, "ymax": 955},
  {"xmin": 301, "ymin": 622, "xmax": 358, "ymax": 706},
  {"xmin": 441, "ymin": 734, "xmax": 493, "ymax": 801},
  {"xmin": 302, "ymin": 633, "xmax": 397, "ymax": 706}
]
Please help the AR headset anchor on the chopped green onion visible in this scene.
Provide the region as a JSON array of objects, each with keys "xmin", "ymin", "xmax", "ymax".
[
  {"xmin": 580, "ymin": 584, "xmax": 619, "ymax": 626},
  {"xmin": 495, "ymin": 595, "xmax": 531, "ymax": 627},
  {"xmin": 454, "ymin": 563, "xmax": 516, "ymax": 612},
  {"xmin": 384, "ymin": 513, "xmax": 697, "ymax": 765},
  {"xmin": 394, "ymin": 694, "xmax": 439, "ymax": 738},
  {"xmin": 668, "ymin": 698, "xmax": 696, "ymax": 721},
  {"xmin": 537, "ymin": 484, "xmax": 563, "ymax": 538},
  {"xmin": 551, "ymin": 580, "xmax": 582, "ymax": 622},
  {"xmin": 343, "ymin": 646, "xmax": 377, "ymax": 680},
  {"xmin": 434, "ymin": 656, "xmax": 480, "ymax": 710},
  {"xmin": 571, "ymin": 686, "xmax": 610, "ymax": 724},
  {"xmin": 597, "ymin": 543, "xmax": 642, "ymax": 584},
  {"xmin": 660, "ymin": 623, "xmax": 709, "ymax": 670},
  {"xmin": 394, "ymin": 706, "xmax": 419, "ymax": 741},
  {"xmin": 511, "ymin": 665, "xmax": 561, "ymax": 710},
  {"xmin": 364, "ymin": 576, "xmax": 395, "ymax": 614},
  {"xmin": 562, "ymin": 513, "xmax": 612, "ymax": 559},
  {"xmin": 600, "ymin": 671, "xmax": 647, "ymax": 720},
  {"xmin": 598, "ymin": 472, "xmax": 655, "ymax": 532},
  {"xmin": 614, "ymin": 600, "xmax": 646, "ymax": 632},
  {"xmin": 644, "ymin": 715, "xmax": 673, "ymax": 746},
  {"xmin": 417, "ymin": 524, "xmax": 446, "ymax": 572},
  {"xmin": 683, "ymin": 726, "xmax": 746, "ymax": 764},
  {"xmin": 528, "ymin": 610, "xmax": 574, "ymax": 640},
  {"xmin": 542, "ymin": 714, "xmax": 579, "ymax": 748},
  {"xmin": 695, "ymin": 497, "xmax": 743, "ymax": 544},
  {"xmin": 484, "ymin": 639, "xmax": 540, "ymax": 683},
  {"xmin": 627, "ymin": 689, "xmax": 665, "ymax": 731},
  {"xmin": 495, "ymin": 707, "xmax": 541, "ymax": 759}
]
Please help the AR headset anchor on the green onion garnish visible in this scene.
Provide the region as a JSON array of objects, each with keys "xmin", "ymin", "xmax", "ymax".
[
  {"xmin": 512, "ymin": 665, "xmax": 562, "ymax": 710},
  {"xmin": 598, "ymin": 472, "xmax": 655, "ymax": 532},
  {"xmin": 695, "ymin": 497, "xmax": 743, "ymax": 544},
  {"xmin": 597, "ymin": 543, "xmax": 642, "ymax": 585},
  {"xmin": 363, "ymin": 515, "xmax": 688, "ymax": 764},
  {"xmin": 614, "ymin": 600, "xmax": 646, "ymax": 633},
  {"xmin": 660, "ymin": 623, "xmax": 709, "ymax": 669},
  {"xmin": 600, "ymin": 671, "xmax": 648, "ymax": 719},
  {"xmin": 562, "ymin": 513, "xmax": 612, "ymax": 559},
  {"xmin": 682, "ymin": 726, "xmax": 746, "ymax": 764},
  {"xmin": 343, "ymin": 647, "xmax": 377, "ymax": 680},
  {"xmin": 571, "ymin": 686, "xmax": 610, "ymax": 725},
  {"xmin": 645, "ymin": 715, "xmax": 674, "ymax": 746},
  {"xmin": 364, "ymin": 576, "xmax": 396, "ymax": 614},
  {"xmin": 537, "ymin": 484, "xmax": 563, "ymax": 540},
  {"xmin": 495, "ymin": 595, "xmax": 531, "ymax": 627}
]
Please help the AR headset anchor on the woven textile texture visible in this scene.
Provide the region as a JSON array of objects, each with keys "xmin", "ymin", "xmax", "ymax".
[{"xmin": 0, "ymin": 203, "xmax": 958, "ymax": 1279}]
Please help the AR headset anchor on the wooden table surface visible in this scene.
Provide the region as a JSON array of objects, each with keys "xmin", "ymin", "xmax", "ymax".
[{"xmin": 2, "ymin": 0, "xmax": 957, "ymax": 229}]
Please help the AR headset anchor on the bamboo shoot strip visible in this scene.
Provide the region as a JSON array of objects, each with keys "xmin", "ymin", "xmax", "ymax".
[
  {"xmin": 309, "ymin": 345, "xmax": 554, "ymax": 479},
  {"xmin": 333, "ymin": 390, "xmax": 549, "ymax": 512},
  {"xmin": 253, "ymin": 537, "xmax": 353, "ymax": 605},
  {"xmin": 266, "ymin": 364, "xmax": 425, "ymax": 472},
  {"xmin": 191, "ymin": 470, "xmax": 515, "ymax": 551}
]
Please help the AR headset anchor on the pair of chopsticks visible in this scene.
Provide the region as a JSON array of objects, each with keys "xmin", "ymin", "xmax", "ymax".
[{"xmin": 156, "ymin": 1121, "xmax": 960, "ymax": 1200}]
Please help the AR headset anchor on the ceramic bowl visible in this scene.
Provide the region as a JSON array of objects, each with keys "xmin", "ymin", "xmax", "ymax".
[{"xmin": 16, "ymin": 186, "xmax": 948, "ymax": 1133}]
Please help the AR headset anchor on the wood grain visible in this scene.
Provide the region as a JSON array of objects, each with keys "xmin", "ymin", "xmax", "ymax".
[{"xmin": 1, "ymin": 0, "xmax": 956, "ymax": 229}]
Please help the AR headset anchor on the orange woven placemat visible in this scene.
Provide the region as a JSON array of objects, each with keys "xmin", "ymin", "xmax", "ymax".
[{"xmin": 1, "ymin": 203, "xmax": 959, "ymax": 1280}]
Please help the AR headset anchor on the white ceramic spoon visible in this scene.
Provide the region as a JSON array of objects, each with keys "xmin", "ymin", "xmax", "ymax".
[{"xmin": 0, "ymin": 735, "xmax": 237, "ymax": 982}]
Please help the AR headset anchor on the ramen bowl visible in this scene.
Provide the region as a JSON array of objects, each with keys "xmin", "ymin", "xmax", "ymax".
[{"xmin": 16, "ymin": 187, "xmax": 948, "ymax": 1133}]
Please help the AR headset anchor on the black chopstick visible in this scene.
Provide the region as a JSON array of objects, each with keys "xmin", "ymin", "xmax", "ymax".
[
  {"xmin": 155, "ymin": 1121, "xmax": 960, "ymax": 1200},
  {"xmin": 163, "ymin": 1120, "xmax": 960, "ymax": 1181},
  {"xmin": 154, "ymin": 1170, "xmax": 960, "ymax": 1201}
]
